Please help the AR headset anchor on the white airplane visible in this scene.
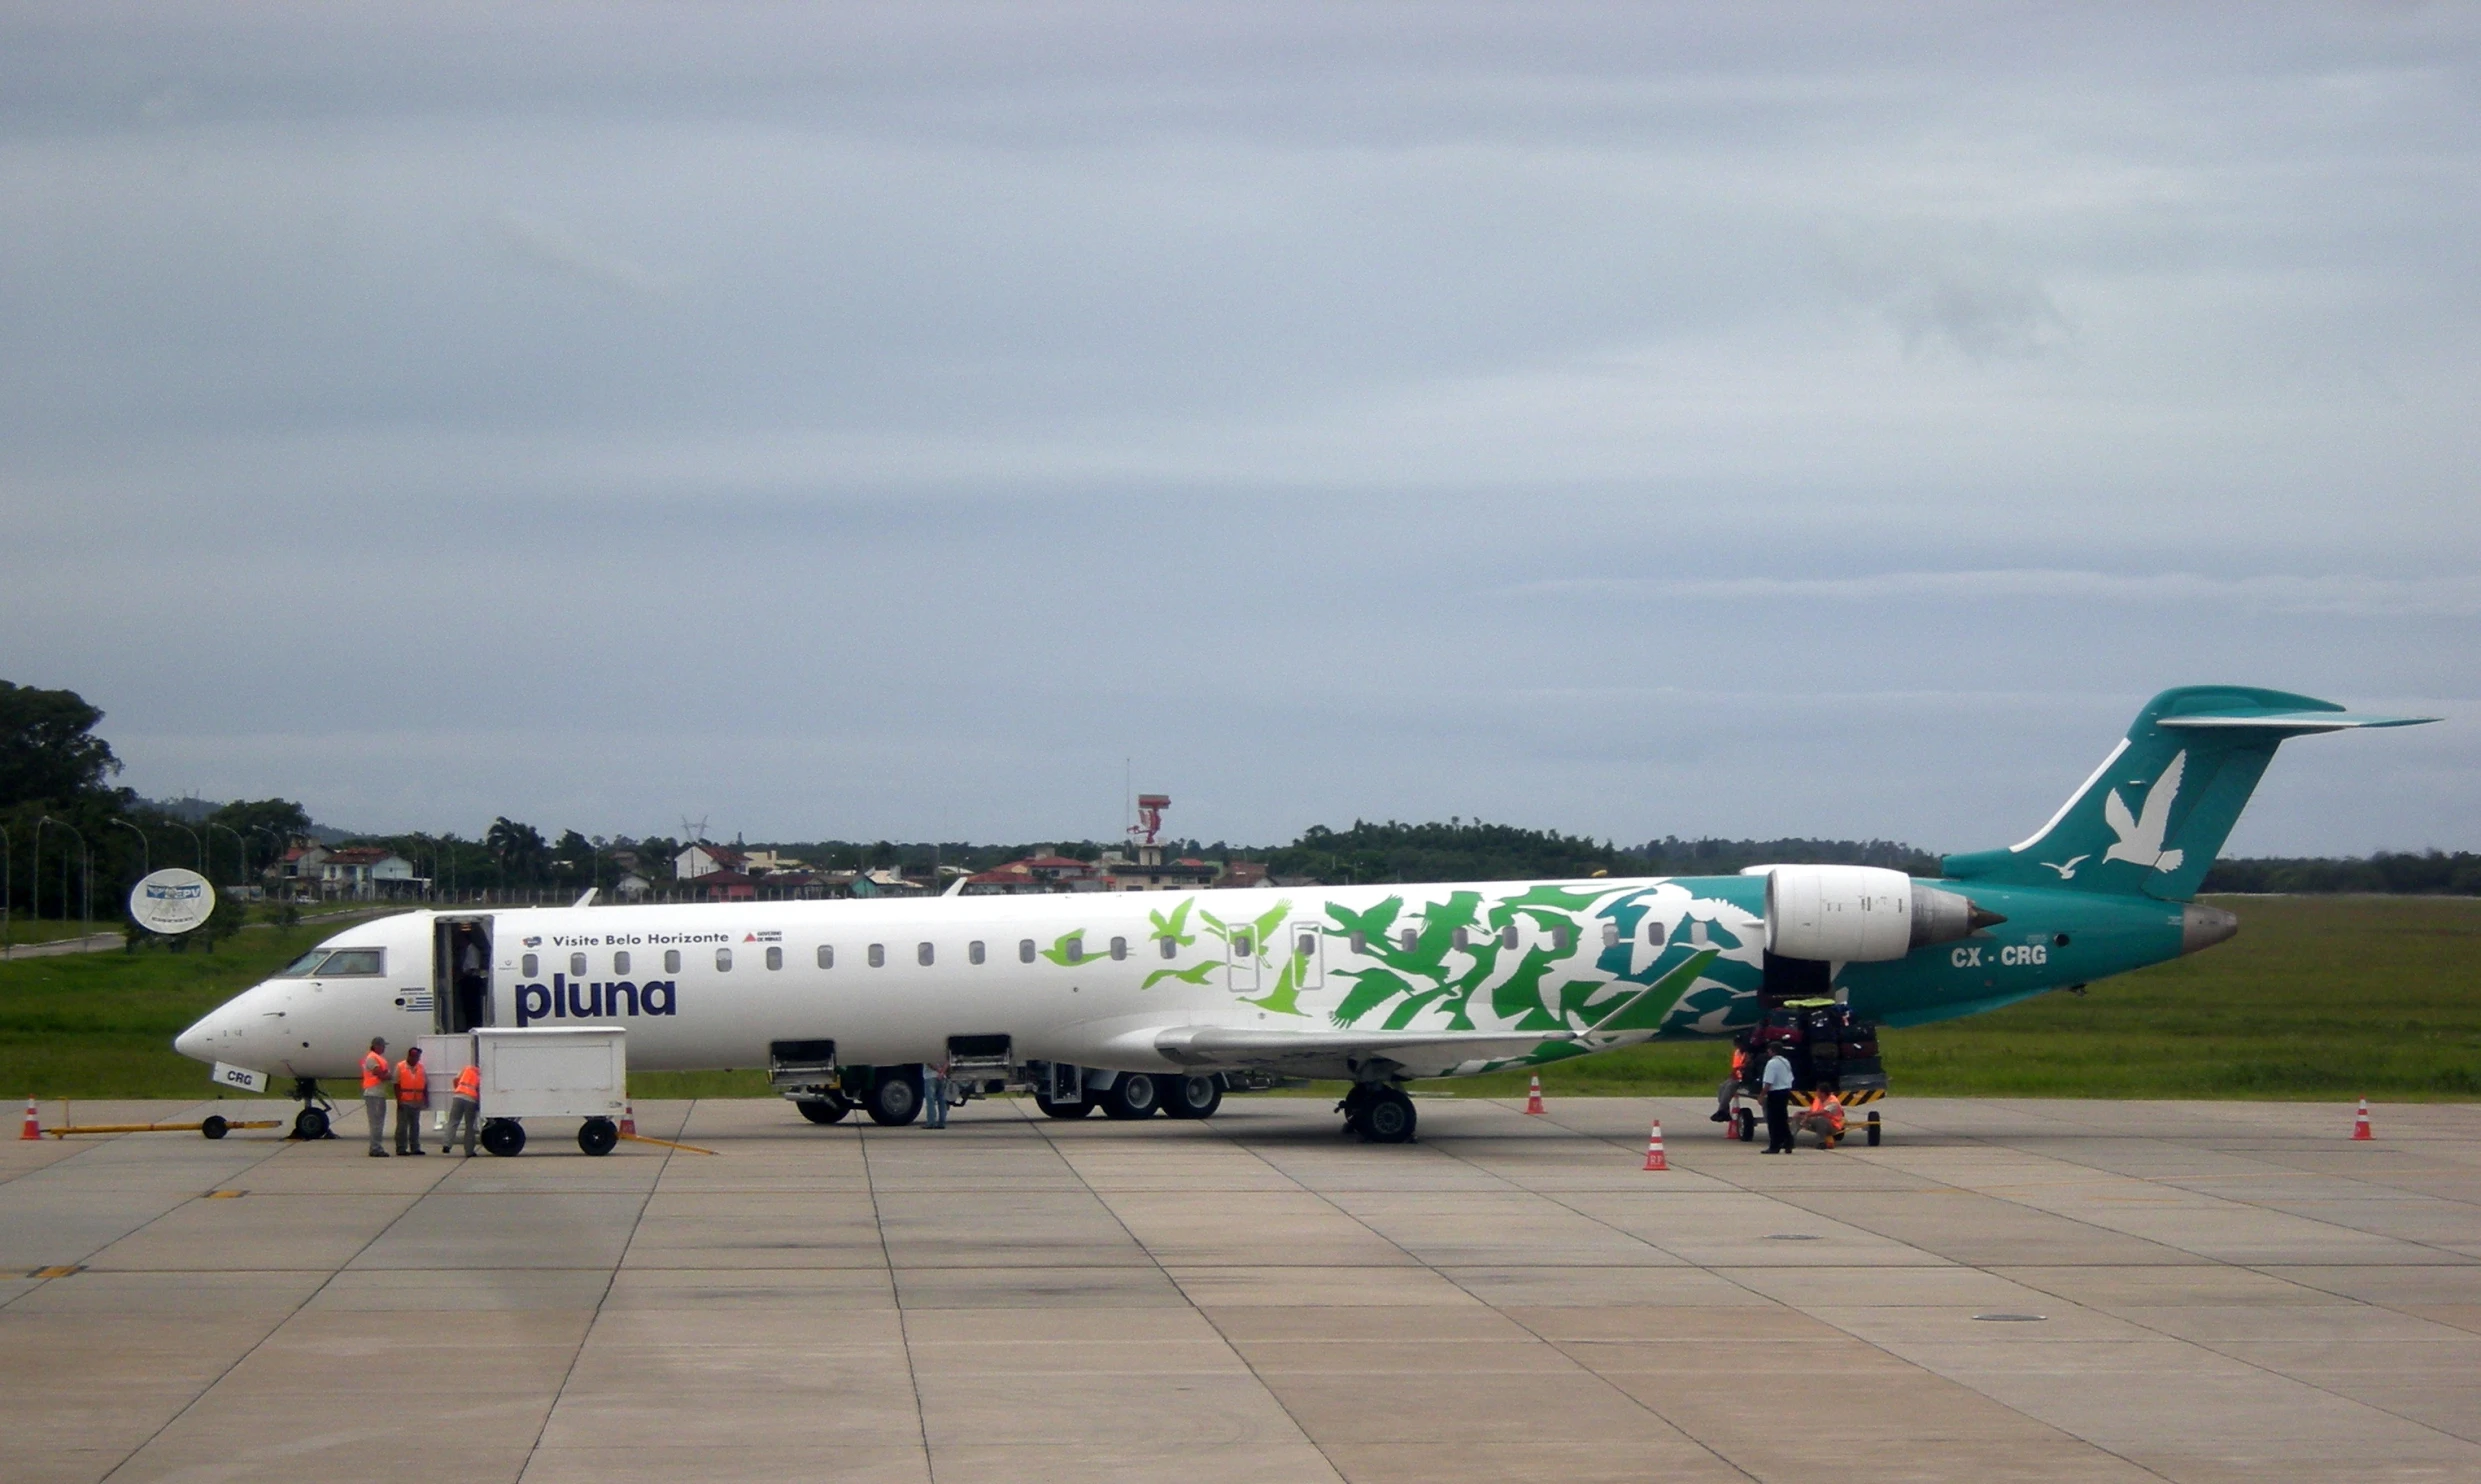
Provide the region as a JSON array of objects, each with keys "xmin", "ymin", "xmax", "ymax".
[{"xmin": 175, "ymin": 685, "xmax": 2431, "ymax": 1146}]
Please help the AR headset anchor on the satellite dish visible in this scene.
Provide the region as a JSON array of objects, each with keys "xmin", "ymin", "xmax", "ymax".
[{"xmin": 130, "ymin": 868, "xmax": 216, "ymax": 935}]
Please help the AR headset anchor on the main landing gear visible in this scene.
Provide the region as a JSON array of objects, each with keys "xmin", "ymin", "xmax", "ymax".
[
  {"xmin": 1338, "ymin": 1084, "xmax": 1417, "ymax": 1144},
  {"xmin": 796, "ymin": 1093, "xmax": 852, "ymax": 1125}
]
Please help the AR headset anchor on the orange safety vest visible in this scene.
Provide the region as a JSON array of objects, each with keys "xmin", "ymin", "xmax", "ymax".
[
  {"xmin": 453, "ymin": 1064, "xmax": 480, "ymax": 1100},
  {"xmin": 362, "ymin": 1051, "xmax": 391, "ymax": 1091},
  {"xmin": 395, "ymin": 1059, "xmax": 428, "ymax": 1104}
]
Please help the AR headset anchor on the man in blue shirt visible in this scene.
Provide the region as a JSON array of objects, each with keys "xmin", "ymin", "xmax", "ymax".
[{"xmin": 1761, "ymin": 1048, "xmax": 1796, "ymax": 1154}]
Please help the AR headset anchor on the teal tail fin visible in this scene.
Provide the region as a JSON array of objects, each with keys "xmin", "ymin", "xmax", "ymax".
[{"xmin": 1942, "ymin": 686, "xmax": 2435, "ymax": 902}]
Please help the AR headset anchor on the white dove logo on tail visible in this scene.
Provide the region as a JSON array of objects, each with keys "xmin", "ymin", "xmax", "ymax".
[{"xmin": 2102, "ymin": 750, "xmax": 2186, "ymax": 873}]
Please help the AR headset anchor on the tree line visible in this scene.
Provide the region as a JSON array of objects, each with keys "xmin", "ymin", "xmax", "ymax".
[{"xmin": 8, "ymin": 678, "xmax": 2472, "ymax": 932}]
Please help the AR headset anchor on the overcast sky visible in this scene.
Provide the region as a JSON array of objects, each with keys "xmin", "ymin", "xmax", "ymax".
[{"xmin": 2, "ymin": 3, "xmax": 2473, "ymax": 855}]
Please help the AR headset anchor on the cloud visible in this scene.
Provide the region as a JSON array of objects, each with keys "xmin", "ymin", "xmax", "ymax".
[
  {"xmin": 1507, "ymin": 569, "xmax": 2481, "ymax": 619},
  {"xmin": 496, "ymin": 208, "xmax": 667, "ymax": 295}
]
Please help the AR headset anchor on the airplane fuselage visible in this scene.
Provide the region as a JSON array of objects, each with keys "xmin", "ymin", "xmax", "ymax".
[{"xmin": 177, "ymin": 874, "xmax": 2211, "ymax": 1088}]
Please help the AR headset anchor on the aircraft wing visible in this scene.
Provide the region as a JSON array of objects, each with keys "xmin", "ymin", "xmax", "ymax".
[{"xmin": 1154, "ymin": 1025, "xmax": 1573, "ymax": 1072}]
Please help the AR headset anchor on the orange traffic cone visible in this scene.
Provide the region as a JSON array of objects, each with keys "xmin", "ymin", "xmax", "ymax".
[
  {"xmin": 620, "ymin": 1102, "xmax": 637, "ymax": 1138},
  {"xmin": 19, "ymin": 1097, "xmax": 38, "ymax": 1141},
  {"xmin": 1642, "ymin": 1117, "xmax": 1668, "ymax": 1171},
  {"xmin": 1524, "ymin": 1075, "xmax": 1546, "ymax": 1116},
  {"xmin": 2352, "ymin": 1098, "xmax": 2372, "ymax": 1141}
]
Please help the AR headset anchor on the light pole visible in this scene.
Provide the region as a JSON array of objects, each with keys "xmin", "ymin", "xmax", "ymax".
[
  {"xmin": 169, "ymin": 818, "xmax": 203, "ymax": 873},
  {"xmin": 207, "ymin": 823, "xmax": 246, "ymax": 889},
  {"xmin": 2, "ymin": 823, "xmax": 11, "ymax": 958},
  {"xmin": 247, "ymin": 826, "xmax": 284, "ymax": 902},
  {"xmin": 108, "ymin": 817, "xmax": 149, "ymax": 880},
  {"xmin": 41, "ymin": 816, "xmax": 90, "ymax": 933}
]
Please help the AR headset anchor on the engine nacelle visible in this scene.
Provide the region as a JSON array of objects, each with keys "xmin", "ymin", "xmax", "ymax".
[{"xmin": 1761, "ymin": 865, "xmax": 1998, "ymax": 962}]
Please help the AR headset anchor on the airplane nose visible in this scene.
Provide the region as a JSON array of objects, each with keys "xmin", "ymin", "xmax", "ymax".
[{"xmin": 174, "ymin": 1011, "xmax": 217, "ymax": 1062}]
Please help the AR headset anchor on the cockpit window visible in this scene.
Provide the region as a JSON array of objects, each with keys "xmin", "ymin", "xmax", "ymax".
[
  {"xmin": 274, "ymin": 949, "xmax": 329, "ymax": 977},
  {"xmin": 315, "ymin": 949, "xmax": 385, "ymax": 976}
]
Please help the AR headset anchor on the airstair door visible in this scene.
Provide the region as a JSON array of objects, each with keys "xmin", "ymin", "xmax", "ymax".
[{"xmin": 432, "ymin": 916, "xmax": 495, "ymax": 1033}]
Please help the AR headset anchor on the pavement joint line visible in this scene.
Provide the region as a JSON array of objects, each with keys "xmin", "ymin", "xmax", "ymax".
[
  {"xmin": 1443, "ymin": 1099, "xmax": 2189, "ymax": 1483},
  {"xmin": 1021, "ymin": 1094, "xmax": 1349, "ymax": 1484},
  {"xmin": 515, "ymin": 1100, "xmax": 672, "ymax": 1481},
  {"xmin": 1205, "ymin": 1094, "xmax": 1771, "ymax": 1482},
  {"xmin": 863, "ymin": 1107, "xmax": 941, "ymax": 1484},
  {"xmin": 1760, "ymin": 1112, "xmax": 2481, "ymax": 1461},
  {"xmin": 95, "ymin": 1121, "xmax": 461, "ymax": 1482}
]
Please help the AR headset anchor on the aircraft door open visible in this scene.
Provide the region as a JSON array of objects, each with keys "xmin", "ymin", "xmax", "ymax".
[
  {"xmin": 1225, "ymin": 925, "xmax": 1260, "ymax": 995},
  {"xmin": 432, "ymin": 916, "xmax": 495, "ymax": 1034}
]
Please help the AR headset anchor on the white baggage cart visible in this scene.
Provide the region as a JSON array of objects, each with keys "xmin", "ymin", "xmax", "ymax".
[{"xmin": 439, "ymin": 1026, "xmax": 630, "ymax": 1156}]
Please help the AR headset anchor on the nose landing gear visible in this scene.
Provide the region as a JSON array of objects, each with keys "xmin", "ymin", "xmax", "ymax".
[{"xmin": 284, "ymin": 1078, "xmax": 337, "ymax": 1141}]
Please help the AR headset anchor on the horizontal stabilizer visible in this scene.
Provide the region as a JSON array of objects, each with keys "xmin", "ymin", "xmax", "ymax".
[{"xmin": 2156, "ymin": 710, "xmax": 2436, "ymax": 733}]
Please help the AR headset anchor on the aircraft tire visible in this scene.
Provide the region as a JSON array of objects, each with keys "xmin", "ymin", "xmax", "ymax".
[
  {"xmin": 1034, "ymin": 1094, "xmax": 1094, "ymax": 1119},
  {"xmin": 865, "ymin": 1069, "xmax": 924, "ymax": 1126},
  {"xmin": 292, "ymin": 1107, "xmax": 331, "ymax": 1142},
  {"xmin": 1100, "ymin": 1073, "xmax": 1160, "ymax": 1119},
  {"xmin": 796, "ymin": 1096, "xmax": 851, "ymax": 1125},
  {"xmin": 481, "ymin": 1119, "xmax": 526, "ymax": 1157},
  {"xmin": 1361, "ymin": 1089, "xmax": 1417, "ymax": 1144},
  {"xmin": 1161, "ymin": 1075, "xmax": 1222, "ymax": 1119},
  {"xmin": 578, "ymin": 1118, "xmax": 619, "ymax": 1156}
]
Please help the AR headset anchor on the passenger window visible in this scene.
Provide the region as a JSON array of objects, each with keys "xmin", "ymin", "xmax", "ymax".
[
  {"xmin": 1019, "ymin": 939, "xmax": 1036, "ymax": 963},
  {"xmin": 1158, "ymin": 936, "xmax": 1177, "ymax": 960},
  {"xmin": 1349, "ymin": 931, "xmax": 1367, "ymax": 955},
  {"xmin": 570, "ymin": 953, "xmax": 587, "ymax": 977},
  {"xmin": 1399, "ymin": 929, "xmax": 1417, "ymax": 953},
  {"xmin": 1109, "ymin": 936, "xmax": 1127, "ymax": 961},
  {"xmin": 1602, "ymin": 921, "xmax": 1620, "ymax": 949},
  {"xmin": 869, "ymin": 944, "xmax": 886, "ymax": 968},
  {"xmin": 918, "ymin": 942, "xmax": 934, "ymax": 967},
  {"xmin": 1649, "ymin": 920, "xmax": 1666, "ymax": 946},
  {"xmin": 1065, "ymin": 936, "xmax": 1084, "ymax": 964},
  {"xmin": 1232, "ymin": 933, "xmax": 1252, "ymax": 957},
  {"xmin": 1296, "ymin": 931, "xmax": 1315, "ymax": 957},
  {"xmin": 716, "ymin": 948, "xmax": 732, "ymax": 972},
  {"xmin": 1499, "ymin": 925, "xmax": 1519, "ymax": 950},
  {"xmin": 665, "ymin": 949, "xmax": 682, "ymax": 974},
  {"xmin": 817, "ymin": 945, "xmax": 834, "ymax": 969},
  {"xmin": 1452, "ymin": 927, "xmax": 1470, "ymax": 950},
  {"xmin": 970, "ymin": 940, "xmax": 986, "ymax": 965},
  {"xmin": 766, "ymin": 946, "xmax": 783, "ymax": 971},
  {"xmin": 614, "ymin": 951, "xmax": 631, "ymax": 975},
  {"xmin": 521, "ymin": 953, "xmax": 539, "ymax": 978}
]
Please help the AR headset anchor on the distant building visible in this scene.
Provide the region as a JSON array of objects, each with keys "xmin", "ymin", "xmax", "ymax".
[
  {"xmin": 613, "ymin": 872, "xmax": 653, "ymax": 901},
  {"xmin": 318, "ymin": 846, "xmax": 422, "ymax": 901},
  {"xmin": 959, "ymin": 854, "xmax": 1108, "ymax": 895},
  {"xmin": 1216, "ymin": 861, "xmax": 1270, "ymax": 890},
  {"xmin": 1102, "ymin": 854, "xmax": 1219, "ymax": 892},
  {"xmin": 675, "ymin": 841, "xmax": 747, "ymax": 879},
  {"xmin": 743, "ymin": 849, "xmax": 805, "ymax": 874}
]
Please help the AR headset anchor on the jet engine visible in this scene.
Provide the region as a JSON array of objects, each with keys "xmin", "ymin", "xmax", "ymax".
[{"xmin": 1761, "ymin": 865, "xmax": 2002, "ymax": 962}]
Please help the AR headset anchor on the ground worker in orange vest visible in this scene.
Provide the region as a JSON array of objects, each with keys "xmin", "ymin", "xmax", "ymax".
[
  {"xmin": 1712, "ymin": 1040, "xmax": 1752, "ymax": 1125},
  {"xmin": 444, "ymin": 1059, "xmax": 482, "ymax": 1156},
  {"xmin": 1808, "ymin": 1088, "xmax": 1847, "ymax": 1150},
  {"xmin": 393, "ymin": 1045, "xmax": 429, "ymax": 1156},
  {"xmin": 361, "ymin": 1037, "xmax": 392, "ymax": 1157}
]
